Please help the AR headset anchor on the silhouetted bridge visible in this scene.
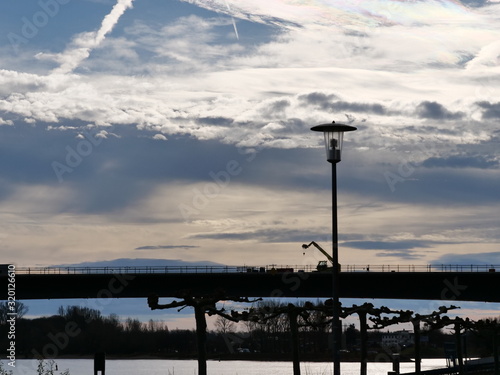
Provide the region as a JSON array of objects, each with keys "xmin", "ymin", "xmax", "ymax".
[{"xmin": 2, "ymin": 264, "xmax": 500, "ymax": 302}]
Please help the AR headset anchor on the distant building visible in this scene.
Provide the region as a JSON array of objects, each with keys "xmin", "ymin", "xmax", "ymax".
[{"xmin": 381, "ymin": 330, "xmax": 413, "ymax": 348}]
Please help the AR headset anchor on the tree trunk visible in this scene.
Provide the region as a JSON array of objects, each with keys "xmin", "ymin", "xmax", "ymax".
[
  {"xmin": 455, "ymin": 322, "xmax": 464, "ymax": 375},
  {"xmin": 413, "ymin": 320, "xmax": 421, "ymax": 374},
  {"xmin": 493, "ymin": 333, "xmax": 499, "ymax": 375},
  {"xmin": 289, "ymin": 309, "xmax": 301, "ymax": 375},
  {"xmin": 359, "ymin": 312, "xmax": 368, "ymax": 375},
  {"xmin": 194, "ymin": 304, "xmax": 208, "ymax": 375}
]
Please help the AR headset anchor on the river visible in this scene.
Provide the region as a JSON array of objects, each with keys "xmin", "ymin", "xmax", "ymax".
[{"xmin": 6, "ymin": 358, "xmax": 448, "ymax": 375}]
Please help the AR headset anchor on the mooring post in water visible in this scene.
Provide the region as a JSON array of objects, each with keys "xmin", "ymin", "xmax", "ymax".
[
  {"xmin": 94, "ymin": 352, "xmax": 105, "ymax": 375},
  {"xmin": 392, "ymin": 353, "xmax": 400, "ymax": 375}
]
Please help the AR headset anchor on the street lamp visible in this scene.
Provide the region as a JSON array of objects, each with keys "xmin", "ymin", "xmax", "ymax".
[{"xmin": 311, "ymin": 121, "xmax": 356, "ymax": 375}]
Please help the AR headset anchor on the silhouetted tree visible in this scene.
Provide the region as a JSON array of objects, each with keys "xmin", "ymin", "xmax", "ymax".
[
  {"xmin": 371, "ymin": 305, "xmax": 459, "ymax": 375},
  {"xmin": 342, "ymin": 303, "xmax": 401, "ymax": 375},
  {"xmin": 148, "ymin": 290, "xmax": 259, "ymax": 375},
  {"xmin": 230, "ymin": 299, "xmax": 335, "ymax": 375},
  {"xmin": 473, "ymin": 318, "xmax": 500, "ymax": 375},
  {"xmin": 0, "ymin": 301, "xmax": 28, "ymax": 323}
]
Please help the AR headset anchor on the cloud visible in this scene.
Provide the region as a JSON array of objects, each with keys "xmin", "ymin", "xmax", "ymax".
[
  {"xmin": 375, "ymin": 251, "xmax": 425, "ymax": 260},
  {"xmin": 421, "ymin": 154, "xmax": 499, "ymax": 169},
  {"xmin": 415, "ymin": 101, "xmax": 464, "ymax": 120},
  {"xmin": 42, "ymin": 0, "xmax": 135, "ymax": 75},
  {"xmin": 188, "ymin": 228, "xmax": 328, "ymax": 243},
  {"xmin": 459, "ymin": 0, "xmax": 490, "ymax": 7},
  {"xmin": 298, "ymin": 92, "xmax": 340, "ymax": 107},
  {"xmin": 433, "ymin": 251, "xmax": 500, "ymax": 265},
  {"xmin": 342, "ymin": 240, "xmax": 433, "ymax": 250},
  {"xmin": 56, "ymin": 258, "xmax": 222, "ymax": 268},
  {"xmin": 476, "ymin": 101, "xmax": 500, "ymax": 119},
  {"xmin": 466, "ymin": 39, "xmax": 500, "ymax": 70},
  {"xmin": 152, "ymin": 134, "xmax": 167, "ymax": 141},
  {"xmin": 122, "ymin": 15, "xmax": 245, "ymax": 74},
  {"xmin": 135, "ymin": 245, "xmax": 200, "ymax": 250},
  {"xmin": 342, "ymin": 239, "xmax": 436, "ymax": 260},
  {"xmin": 0, "ymin": 117, "xmax": 13, "ymax": 126},
  {"xmin": 187, "ymin": 0, "xmax": 480, "ymax": 29},
  {"xmin": 299, "ymin": 92, "xmax": 388, "ymax": 115}
]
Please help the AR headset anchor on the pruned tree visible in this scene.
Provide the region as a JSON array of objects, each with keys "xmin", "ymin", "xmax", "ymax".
[
  {"xmin": 472, "ymin": 318, "xmax": 500, "ymax": 375},
  {"xmin": 147, "ymin": 289, "xmax": 260, "ymax": 375},
  {"xmin": 229, "ymin": 299, "xmax": 335, "ymax": 375},
  {"xmin": 370, "ymin": 305, "xmax": 459, "ymax": 374},
  {"xmin": 341, "ymin": 303, "xmax": 398, "ymax": 375}
]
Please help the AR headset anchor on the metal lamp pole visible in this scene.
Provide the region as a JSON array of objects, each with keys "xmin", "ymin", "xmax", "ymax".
[
  {"xmin": 311, "ymin": 121, "xmax": 357, "ymax": 375},
  {"xmin": 331, "ymin": 160, "xmax": 341, "ymax": 375}
]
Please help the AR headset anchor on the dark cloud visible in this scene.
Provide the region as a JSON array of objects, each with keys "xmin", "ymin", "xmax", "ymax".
[
  {"xmin": 197, "ymin": 117, "xmax": 234, "ymax": 126},
  {"xmin": 135, "ymin": 245, "xmax": 200, "ymax": 250},
  {"xmin": 458, "ymin": 0, "xmax": 490, "ymax": 7},
  {"xmin": 342, "ymin": 240, "xmax": 432, "ymax": 250},
  {"xmin": 298, "ymin": 92, "xmax": 339, "ymax": 107},
  {"xmin": 189, "ymin": 228, "xmax": 328, "ymax": 243},
  {"xmin": 415, "ymin": 101, "xmax": 464, "ymax": 120},
  {"xmin": 267, "ymin": 98, "xmax": 291, "ymax": 113},
  {"xmin": 0, "ymin": 122, "xmax": 264, "ymax": 214},
  {"xmin": 1, "ymin": 115, "xmax": 498, "ymax": 220},
  {"xmin": 376, "ymin": 251, "xmax": 425, "ymax": 260},
  {"xmin": 339, "ymin": 237, "xmax": 432, "ymax": 259},
  {"xmin": 0, "ymin": 123, "xmax": 73, "ymax": 184},
  {"xmin": 56, "ymin": 258, "xmax": 222, "ymax": 268},
  {"xmin": 400, "ymin": 125, "xmax": 456, "ymax": 135},
  {"xmin": 330, "ymin": 101, "xmax": 387, "ymax": 115},
  {"xmin": 371, "ymin": 159, "xmax": 500, "ymax": 206},
  {"xmin": 422, "ymin": 154, "xmax": 499, "ymax": 169},
  {"xmin": 475, "ymin": 101, "xmax": 500, "ymax": 119},
  {"xmin": 433, "ymin": 251, "xmax": 500, "ymax": 265},
  {"xmin": 298, "ymin": 92, "xmax": 387, "ymax": 115}
]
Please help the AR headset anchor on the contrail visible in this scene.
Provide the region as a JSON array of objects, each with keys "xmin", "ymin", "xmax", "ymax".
[
  {"xmin": 52, "ymin": 0, "xmax": 135, "ymax": 75},
  {"xmin": 224, "ymin": 0, "xmax": 239, "ymax": 40}
]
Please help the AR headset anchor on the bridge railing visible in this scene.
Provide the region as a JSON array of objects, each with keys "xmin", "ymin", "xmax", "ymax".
[
  {"xmin": 12, "ymin": 265, "xmax": 317, "ymax": 275},
  {"xmin": 14, "ymin": 265, "xmax": 242, "ymax": 275},
  {"xmin": 11, "ymin": 264, "xmax": 499, "ymax": 275},
  {"xmin": 344, "ymin": 264, "xmax": 499, "ymax": 272}
]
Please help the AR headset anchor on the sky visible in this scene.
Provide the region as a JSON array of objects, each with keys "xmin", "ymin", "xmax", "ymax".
[{"xmin": 1, "ymin": 0, "xmax": 499, "ymax": 328}]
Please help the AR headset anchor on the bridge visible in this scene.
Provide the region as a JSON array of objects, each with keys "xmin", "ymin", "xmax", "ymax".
[{"xmin": 3, "ymin": 264, "xmax": 500, "ymax": 302}]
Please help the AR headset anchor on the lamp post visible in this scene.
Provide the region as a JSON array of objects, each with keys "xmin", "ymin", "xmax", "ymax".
[{"xmin": 311, "ymin": 121, "xmax": 357, "ymax": 375}]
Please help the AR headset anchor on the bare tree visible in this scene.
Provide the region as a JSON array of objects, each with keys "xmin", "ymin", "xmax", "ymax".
[
  {"xmin": 0, "ymin": 301, "xmax": 28, "ymax": 323},
  {"xmin": 215, "ymin": 314, "xmax": 235, "ymax": 335},
  {"xmin": 148, "ymin": 290, "xmax": 259, "ymax": 375}
]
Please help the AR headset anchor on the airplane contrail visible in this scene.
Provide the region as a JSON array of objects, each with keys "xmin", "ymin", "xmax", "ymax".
[
  {"xmin": 224, "ymin": 0, "xmax": 239, "ymax": 40},
  {"xmin": 52, "ymin": 0, "xmax": 135, "ymax": 75}
]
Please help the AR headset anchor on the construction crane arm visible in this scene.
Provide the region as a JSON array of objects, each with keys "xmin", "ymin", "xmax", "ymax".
[{"xmin": 302, "ymin": 241, "xmax": 334, "ymax": 265}]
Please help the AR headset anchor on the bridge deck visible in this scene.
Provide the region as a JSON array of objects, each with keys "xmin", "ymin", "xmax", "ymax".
[
  {"xmin": 7, "ymin": 263, "xmax": 500, "ymax": 275},
  {"xmin": 2, "ymin": 266, "xmax": 500, "ymax": 302}
]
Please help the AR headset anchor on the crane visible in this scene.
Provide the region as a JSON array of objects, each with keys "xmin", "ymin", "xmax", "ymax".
[{"xmin": 302, "ymin": 241, "xmax": 335, "ymax": 272}]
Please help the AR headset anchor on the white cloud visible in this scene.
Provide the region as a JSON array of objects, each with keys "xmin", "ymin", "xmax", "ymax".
[
  {"xmin": 152, "ymin": 133, "xmax": 167, "ymax": 141},
  {"xmin": 466, "ymin": 39, "xmax": 500, "ymax": 70},
  {"xmin": 37, "ymin": 0, "xmax": 135, "ymax": 75},
  {"xmin": 0, "ymin": 117, "xmax": 13, "ymax": 126},
  {"xmin": 187, "ymin": 0, "xmax": 481, "ymax": 28}
]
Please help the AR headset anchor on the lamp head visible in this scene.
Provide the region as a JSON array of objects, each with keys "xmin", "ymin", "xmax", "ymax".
[{"xmin": 311, "ymin": 121, "xmax": 357, "ymax": 163}]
